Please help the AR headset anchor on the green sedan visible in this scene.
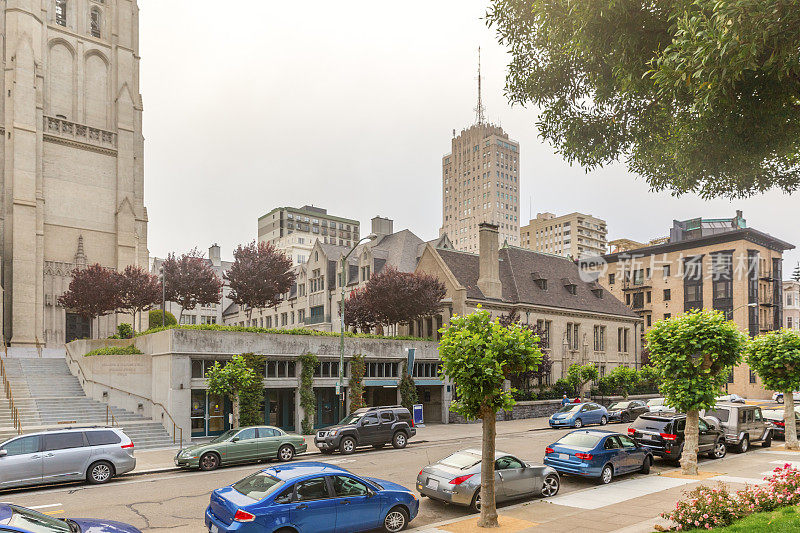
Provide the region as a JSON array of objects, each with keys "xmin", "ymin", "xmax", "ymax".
[{"xmin": 174, "ymin": 426, "xmax": 308, "ymax": 471}]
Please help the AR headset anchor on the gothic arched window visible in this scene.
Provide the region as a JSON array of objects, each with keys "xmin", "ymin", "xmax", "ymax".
[
  {"xmin": 55, "ymin": 0, "xmax": 67, "ymax": 27},
  {"xmin": 90, "ymin": 7, "xmax": 102, "ymax": 38}
]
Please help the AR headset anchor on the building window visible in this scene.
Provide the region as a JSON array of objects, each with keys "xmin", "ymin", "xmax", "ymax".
[
  {"xmin": 536, "ymin": 319, "xmax": 551, "ymax": 349},
  {"xmin": 664, "ymin": 313, "xmax": 671, "ymax": 320},
  {"xmin": 749, "ymin": 368, "xmax": 757, "ymax": 384},
  {"xmin": 608, "ymin": 273, "xmax": 615, "ymax": 285},
  {"xmin": 617, "ymin": 327, "xmax": 629, "ymax": 352},
  {"xmin": 663, "ymin": 265, "xmax": 671, "ymax": 277},
  {"xmin": 55, "ymin": 0, "xmax": 67, "ymax": 26},
  {"xmin": 365, "ymin": 362, "xmax": 399, "ymax": 378},
  {"xmin": 593, "ymin": 326, "xmax": 606, "ymax": 351},
  {"xmin": 90, "ymin": 7, "xmax": 101, "ymax": 37},
  {"xmin": 566, "ymin": 323, "xmax": 579, "ymax": 350},
  {"xmin": 646, "ymin": 314, "xmax": 652, "ymax": 327},
  {"xmin": 663, "ymin": 289, "xmax": 671, "ymax": 301},
  {"xmin": 646, "ymin": 291, "xmax": 652, "ymax": 303}
]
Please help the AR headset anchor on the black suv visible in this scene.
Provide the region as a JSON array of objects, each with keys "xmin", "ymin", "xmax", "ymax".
[
  {"xmin": 627, "ymin": 413, "xmax": 727, "ymax": 463},
  {"xmin": 314, "ymin": 405, "xmax": 416, "ymax": 455}
]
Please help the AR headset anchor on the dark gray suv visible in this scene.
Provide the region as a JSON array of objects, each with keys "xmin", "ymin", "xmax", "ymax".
[
  {"xmin": 0, "ymin": 427, "xmax": 136, "ymax": 489},
  {"xmin": 315, "ymin": 405, "xmax": 416, "ymax": 455}
]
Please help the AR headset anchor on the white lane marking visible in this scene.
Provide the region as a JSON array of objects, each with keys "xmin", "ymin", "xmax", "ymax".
[
  {"xmin": 29, "ymin": 504, "xmax": 62, "ymax": 510},
  {"xmin": 543, "ymin": 476, "xmax": 696, "ymax": 510}
]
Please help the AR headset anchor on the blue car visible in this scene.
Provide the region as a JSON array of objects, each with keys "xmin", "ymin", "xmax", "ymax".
[
  {"xmin": 205, "ymin": 462, "xmax": 419, "ymax": 533},
  {"xmin": 544, "ymin": 430, "xmax": 654, "ymax": 485},
  {"xmin": 549, "ymin": 402, "xmax": 608, "ymax": 428},
  {"xmin": 0, "ymin": 503, "xmax": 140, "ymax": 532}
]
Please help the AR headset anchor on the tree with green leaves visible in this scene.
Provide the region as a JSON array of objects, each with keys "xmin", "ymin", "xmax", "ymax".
[
  {"xmin": 486, "ymin": 0, "xmax": 800, "ymax": 199},
  {"xmin": 646, "ymin": 310, "xmax": 747, "ymax": 474},
  {"xmin": 566, "ymin": 364, "xmax": 599, "ymax": 396},
  {"xmin": 399, "ymin": 361, "xmax": 419, "ymax": 413},
  {"xmin": 439, "ymin": 308, "xmax": 542, "ymax": 527},
  {"xmin": 599, "ymin": 366, "xmax": 640, "ymax": 399},
  {"xmin": 745, "ymin": 330, "xmax": 800, "ymax": 450},
  {"xmin": 348, "ymin": 354, "xmax": 367, "ymax": 412},
  {"xmin": 206, "ymin": 355, "xmax": 257, "ymax": 429}
]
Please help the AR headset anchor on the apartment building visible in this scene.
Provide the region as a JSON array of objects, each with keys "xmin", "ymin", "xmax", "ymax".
[
  {"xmin": 521, "ymin": 213, "xmax": 608, "ymax": 259},
  {"xmin": 785, "ymin": 279, "xmax": 800, "ymax": 331},
  {"xmin": 581, "ymin": 211, "xmax": 795, "ymax": 398},
  {"xmin": 257, "ymin": 206, "xmax": 360, "ymax": 266}
]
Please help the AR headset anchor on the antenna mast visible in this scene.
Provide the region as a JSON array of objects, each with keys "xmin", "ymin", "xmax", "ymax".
[{"xmin": 475, "ymin": 47, "xmax": 485, "ymax": 125}]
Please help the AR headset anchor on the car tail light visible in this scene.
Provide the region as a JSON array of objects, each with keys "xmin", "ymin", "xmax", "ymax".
[
  {"xmin": 121, "ymin": 443, "xmax": 134, "ymax": 449},
  {"xmin": 660, "ymin": 433, "xmax": 678, "ymax": 441},
  {"xmin": 233, "ymin": 509, "xmax": 255, "ymax": 522},
  {"xmin": 575, "ymin": 453, "xmax": 593, "ymax": 461},
  {"xmin": 545, "ymin": 447, "xmax": 554, "ymax": 454},
  {"xmin": 627, "ymin": 428, "xmax": 636, "ymax": 436},
  {"xmin": 775, "ymin": 421, "xmax": 785, "ymax": 427},
  {"xmin": 448, "ymin": 474, "xmax": 475, "ymax": 485},
  {"xmin": 418, "ymin": 469, "xmax": 425, "ymax": 477}
]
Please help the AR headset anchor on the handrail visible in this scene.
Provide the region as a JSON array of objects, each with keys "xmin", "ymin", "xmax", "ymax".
[
  {"xmin": 66, "ymin": 348, "xmax": 183, "ymax": 449},
  {"xmin": 106, "ymin": 405, "xmax": 119, "ymax": 427},
  {"xmin": 0, "ymin": 346, "xmax": 22, "ymax": 434}
]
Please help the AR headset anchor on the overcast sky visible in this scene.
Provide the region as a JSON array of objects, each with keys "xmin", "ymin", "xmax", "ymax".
[{"xmin": 139, "ymin": 0, "xmax": 799, "ymax": 273}]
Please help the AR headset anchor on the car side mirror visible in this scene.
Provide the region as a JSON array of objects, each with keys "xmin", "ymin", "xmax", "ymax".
[
  {"xmin": 231, "ymin": 437, "xmax": 240, "ymax": 442},
  {"xmin": 366, "ymin": 489, "xmax": 376, "ymax": 498},
  {"xmin": 0, "ymin": 449, "xmax": 6, "ymax": 457}
]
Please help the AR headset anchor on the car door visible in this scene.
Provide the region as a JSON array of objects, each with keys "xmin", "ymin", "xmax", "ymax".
[
  {"xmin": 0, "ymin": 435, "xmax": 43, "ymax": 488},
  {"xmin": 602, "ymin": 436, "xmax": 627, "ymax": 473},
  {"xmin": 617, "ymin": 434, "xmax": 644, "ymax": 471},
  {"xmin": 630, "ymin": 401, "xmax": 646, "ymax": 419},
  {"xmin": 495, "ymin": 455, "xmax": 532, "ymax": 499},
  {"xmin": 358, "ymin": 414, "xmax": 380, "ymax": 444},
  {"xmin": 697, "ymin": 418, "xmax": 715, "ymax": 452},
  {"xmin": 226, "ymin": 428, "xmax": 259, "ymax": 463},
  {"xmin": 257, "ymin": 427, "xmax": 280, "ymax": 459},
  {"xmin": 377, "ymin": 411, "xmax": 395, "ymax": 444},
  {"xmin": 289, "ymin": 476, "xmax": 337, "ymax": 533},
  {"xmin": 42, "ymin": 432, "xmax": 93, "ymax": 482},
  {"xmin": 587, "ymin": 404, "xmax": 601, "ymax": 424},
  {"xmin": 753, "ymin": 408, "xmax": 767, "ymax": 439},
  {"xmin": 330, "ymin": 475, "xmax": 381, "ymax": 533}
]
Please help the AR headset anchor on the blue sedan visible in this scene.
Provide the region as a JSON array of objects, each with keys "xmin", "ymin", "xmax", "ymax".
[
  {"xmin": 543, "ymin": 430, "xmax": 653, "ymax": 485},
  {"xmin": 549, "ymin": 402, "xmax": 608, "ymax": 428},
  {"xmin": 205, "ymin": 462, "xmax": 419, "ymax": 533},
  {"xmin": 0, "ymin": 503, "xmax": 140, "ymax": 532}
]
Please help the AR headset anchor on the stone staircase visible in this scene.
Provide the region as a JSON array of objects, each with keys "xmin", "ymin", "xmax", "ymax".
[{"xmin": 0, "ymin": 358, "xmax": 175, "ymax": 449}]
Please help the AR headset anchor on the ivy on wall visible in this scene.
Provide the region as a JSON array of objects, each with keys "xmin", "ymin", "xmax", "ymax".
[
  {"xmin": 238, "ymin": 353, "xmax": 266, "ymax": 427},
  {"xmin": 299, "ymin": 353, "xmax": 318, "ymax": 435},
  {"xmin": 348, "ymin": 354, "xmax": 367, "ymax": 412},
  {"xmin": 399, "ymin": 361, "xmax": 418, "ymax": 413}
]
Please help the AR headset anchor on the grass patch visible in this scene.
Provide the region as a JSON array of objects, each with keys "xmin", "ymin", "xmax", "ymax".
[
  {"xmin": 84, "ymin": 345, "xmax": 143, "ymax": 357},
  {"xmin": 136, "ymin": 324, "xmax": 434, "ymax": 342},
  {"xmin": 689, "ymin": 506, "xmax": 800, "ymax": 532}
]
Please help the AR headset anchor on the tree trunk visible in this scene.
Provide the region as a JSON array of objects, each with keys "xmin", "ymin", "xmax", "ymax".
[
  {"xmin": 786, "ymin": 392, "xmax": 798, "ymax": 450},
  {"xmin": 478, "ymin": 407, "xmax": 499, "ymax": 528},
  {"xmin": 232, "ymin": 395, "xmax": 240, "ymax": 429},
  {"xmin": 681, "ymin": 409, "xmax": 700, "ymax": 475}
]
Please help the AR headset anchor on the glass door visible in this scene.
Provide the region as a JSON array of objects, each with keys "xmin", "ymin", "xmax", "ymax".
[{"xmin": 191, "ymin": 390, "xmax": 206, "ymax": 437}]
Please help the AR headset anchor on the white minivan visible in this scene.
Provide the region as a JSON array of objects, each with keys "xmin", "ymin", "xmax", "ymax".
[{"xmin": 647, "ymin": 398, "xmax": 676, "ymax": 413}]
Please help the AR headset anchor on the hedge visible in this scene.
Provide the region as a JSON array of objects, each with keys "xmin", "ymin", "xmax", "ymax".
[
  {"xmin": 136, "ymin": 323, "xmax": 433, "ymax": 342},
  {"xmin": 84, "ymin": 345, "xmax": 143, "ymax": 357}
]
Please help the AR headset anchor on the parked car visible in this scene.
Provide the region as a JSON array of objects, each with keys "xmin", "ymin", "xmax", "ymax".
[
  {"xmin": 416, "ymin": 448, "xmax": 559, "ymax": 511},
  {"xmin": 702, "ymin": 404, "xmax": 772, "ymax": 452},
  {"xmin": 646, "ymin": 398, "xmax": 675, "ymax": 413},
  {"xmin": 314, "ymin": 405, "xmax": 416, "ymax": 455},
  {"xmin": 762, "ymin": 409, "xmax": 800, "ymax": 440},
  {"xmin": 715, "ymin": 394, "xmax": 746, "ymax": 404},
  {"xmin": 0, "ymin": 427, "xmax": 135, "ymax": 489},
  {"xmin": 0, "ymin": 503, "xmax": 141, "ymax": 533},
  {"xmin": 628, "ymin": 413, "xmax": 727, "ymax": 463},
  {"xmin": 205, "ymin": 462, "xmax": 419, "ymax": 533},
  {"xmin": 549, "ymin": 402, "xmax": 608, "ymax": 429},
  {"xmin": 772, "ymin": 392, "xmax": 800, "ymax": 404},
  {"xmin": 175, "ymin": 426, "xmax": 307, "ymax": 471},
  {"xmin": 607, "ymin": 400, "xmax": 649, "ymax": 423},
  {"xmin": 543, "ymin": 429, "xmax": 653, "ymax": 485}
]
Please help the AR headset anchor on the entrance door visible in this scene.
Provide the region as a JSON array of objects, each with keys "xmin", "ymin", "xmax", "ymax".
[
  {"xmin": 191, "ymin": 390, "xmax": 206, "ymax": 437},
  {"xmin": 65, "ymin": 313, "xmax": 91, "ymax": 343},
  {"xmin": 316, "ymin": 389, "xmax": 340, "ymax": 428}
]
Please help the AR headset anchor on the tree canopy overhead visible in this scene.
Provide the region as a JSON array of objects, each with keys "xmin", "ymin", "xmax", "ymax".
[{"xmin": 487, "ymin": 0, "xmax": 800, "ymax": 199}]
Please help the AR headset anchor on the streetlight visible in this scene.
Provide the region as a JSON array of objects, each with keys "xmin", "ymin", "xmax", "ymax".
[
  {"xmin": 339, "ymin": 233, "xmax": 378, "ymax": 411},
  {"xmin": 727, "ymin": 302, "xmax": 758, "ymax": 320},
  {"xmin": 158, "ymin": 265, "xmax": 166, "ymax": 327}
]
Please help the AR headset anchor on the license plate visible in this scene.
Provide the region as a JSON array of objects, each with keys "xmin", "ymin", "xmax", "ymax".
[
  {"xmin": 209, "ymin": 525, "xmax": 219, "ymax": 533},
  {"xmin": 426, "ymin": 478, "xmax": 439, "ymax": 490},
  {"xmin": 558, "ymin": 453, "xmax": 569, "ymax": 460}
]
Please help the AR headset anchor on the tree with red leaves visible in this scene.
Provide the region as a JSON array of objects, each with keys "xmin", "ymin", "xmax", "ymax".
[
  {"xmin": 162, "ymin": 249, "xmax": 223, "ymax": 323},
  {"xmin": 59, "ymin": 264, "xmax": 121, "ymax": 329},
  {"xmin": 343, "ymin": 267, "xmax": 446, "ymax": 332},
  {"xmin": 223, "ymin": 241, "xmax": 295, "ymax": 320},
  {"xmin": 116, "ymin": 265, "xmax": 161, "ymax": 333}
]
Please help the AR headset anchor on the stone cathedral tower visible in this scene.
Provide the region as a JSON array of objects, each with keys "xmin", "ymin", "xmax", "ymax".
[{"xmin": 0, "ymin": 0, "xmax": 148, "ymax": 347}]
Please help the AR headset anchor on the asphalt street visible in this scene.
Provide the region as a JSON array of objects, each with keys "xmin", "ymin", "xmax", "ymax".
[{"xmin": 0, "ymin": 422, "xmax": 716, "ymax": 532}]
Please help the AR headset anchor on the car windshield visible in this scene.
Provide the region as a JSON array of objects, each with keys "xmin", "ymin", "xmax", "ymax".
[
  {"xmin": 610, "ymin": 402, "xmax": 631, "ymax": 410},
  {"xmin": 439, "ymin": 451, "xmax": 481, "ymax": 469},
  {"xmin": 556, "ymin": 433, "xmax": 602, "ymax": 448},
  {"xmin": 7, "ymin": 505, "xmax": 71, "ymax": 533},
  {"xmin": 338, "ymin": 412, "xmax": 366, "ymax": 425},
  {"xmin": 232, "ymin": 471, "xmax": 284, "ymax": 501},
  {"xmin": 210, "ymin": 430, "xmax": 237, "ymax": 443},
  {"xmin": 557, "ymin": 405, "xmax": 582, "ymax": 414}
]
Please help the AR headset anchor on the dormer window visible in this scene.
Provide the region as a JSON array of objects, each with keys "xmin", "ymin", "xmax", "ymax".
[
  {"xmin": 562, "ymin": 278, "xmax": 577, "ymax": 295},
  {"xmin": 55, "ymin": 0, "xmax": 67, "ymax": 27},
  {"xmin": 531, "ymin": 272, "xmax": 547, "ymax": 290},
  {"xmin": 591, "ymin": 287, "xmax": 604, "ymax": 298}
]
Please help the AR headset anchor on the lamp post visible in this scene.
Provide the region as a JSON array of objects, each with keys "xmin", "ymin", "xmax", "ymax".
[
  {"xmin": 158, "ymin": 265, "xmax": 166, "ymax": 327},
  {"xmin": 339, "ymin": 233, "xmax": 377, "ymax": 411},
  {"xmin": 727, "ymin": 302, "xmax": 758, "ymax": 321}
]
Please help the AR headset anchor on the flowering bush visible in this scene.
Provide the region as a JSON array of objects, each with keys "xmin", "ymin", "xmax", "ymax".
[{"xmin": 737, "ymin": 463, "xmax": 800, "ymax": 514}]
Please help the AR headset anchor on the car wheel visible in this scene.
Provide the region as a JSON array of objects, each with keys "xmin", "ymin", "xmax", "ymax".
[
  {"xmin": 470, "ymin": 490, "xmax": 481, "ymax": 513},
  {"xmin": 199, "ymin": 452, "xmax": 220, "ymax": 471},
  {"xmin": 737, "ymin": 435, "xmax": 750, "ymax": 453},
  {"xmin": 340, "ymin": 436, "xmax": 357, "ymax": 455},
  {"xmin": 87, "ymin": 461, "xmax": 114, "ymax": 484},
  {"xmin": 640, "ymin": 456, "xmax": 651, "ymax": 474},
  {"xmin": 600, "ymin": 416, "xmax": 608, "ymax": 426},
  {"xmin": 777, "ymin": 395, "xmax": 784, "ymax": 404},
  {"xmin": 599, "ymin": 465, "xmax": 613, "ymax": 485},
  {"xmin": 392, "ymin": 431, "xmax": 408, "ymax": 449},
  {"xmin": 621, "ymin": 413, "xmax": 630, "ymax": 424},
  {"xmin": 383, "ymin": 506, "xmax": 409, "ymax": 532},
  {"xmin": 278, "ymin": 444, "xmax": 295, "ymax": 462},
  {"xmin": 762, "ymin": 432, "xmax": 772, "ymax": 448},
  {"xmin": 574, "ymin": 418, "xmax": 583, "ymax": 428},
  {"xmin": 709, "ymin": 440, "xmax": 727, "ymax": 459},
  {"xmin": 541, "ymin": 474, "xmax": 559, "ymax": 497}
]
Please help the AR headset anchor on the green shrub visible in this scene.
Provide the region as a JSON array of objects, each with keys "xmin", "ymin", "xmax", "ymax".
[
  {"xmin": 238, "ymin": 353, "xmax": 266, "ymax": 427},
  {"xmin": 117, "ymin": 323, "xmax": 134, "ymax": 339},
  {"xmin": 84, "ymin": 345, "xmax": 143, "ymax": 357},
  {"xmin": 148, "ymin": 309, "xmax": 177, "ymax": 329},
  {"xmin": 348, "ymin": 354, "xmax": 366, "ymax": 412},
  {"xmin": 511, "ymin": 389, "xmax": 537, "ymax": 401},
  {"xmin": 399, "ymin": 361, "xmax": 418, "ymax": 412},
  {"xmin": 137, "ymin": 323, "xmax": 427, "ymax": 341},
  {"xmin": 299, "ymin": 353, "xmax": 318, "ymax": 435},
  {"xmin": 551, "ymin": 378, "xmax": 574, "ymax": 397}
]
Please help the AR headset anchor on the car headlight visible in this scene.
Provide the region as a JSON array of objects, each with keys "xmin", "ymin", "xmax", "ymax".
[{"xmin": 328, "ymin": 429, "xmax": 338, "ymax": 436}]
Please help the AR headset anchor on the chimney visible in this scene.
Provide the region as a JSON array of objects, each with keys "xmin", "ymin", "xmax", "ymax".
[
  {"xmin": 477, "ymin": 222, "xmax": 502, "ymax": 299},
  {"xmin": 209, "ymin": 243, "xmax": 221, "ymax": 267},
  {"xmin": 371, "ymin": 216, "xmax": 394, "ymax": 240}
]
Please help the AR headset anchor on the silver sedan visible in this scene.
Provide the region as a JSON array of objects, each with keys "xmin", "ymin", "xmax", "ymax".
[{"xmin": 416, "ymin": 448, "xmax": 560, "ymax": 512}]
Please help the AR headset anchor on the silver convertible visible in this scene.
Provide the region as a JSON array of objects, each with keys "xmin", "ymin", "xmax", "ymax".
[{"xmin": 416, "ymin": 449, "xmax": 560, "ymax": 512}]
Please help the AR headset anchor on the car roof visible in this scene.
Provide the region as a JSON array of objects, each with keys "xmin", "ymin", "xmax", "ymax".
[
  {"xmin": 257, "ymin": 462, "xmax": 351, "ymax": 481},
  {"xmin": 568, "ymin": 429, "xmax": 617, "ymax": 437},
  {"xmin": 713, "ymin": 402, "xmax": 750, "ymax": 409},
  {"xmin": 641, "ymin": 412, "xmax": 684, "ymax": 419},
  {"xmin": 458, "ymin": 448, "xmax": 517, "ymax": 459}
]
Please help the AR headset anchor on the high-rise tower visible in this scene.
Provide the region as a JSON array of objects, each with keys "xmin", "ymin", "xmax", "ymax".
[
  {"xmin": 440, "ymin": 50, "xmax": 520, "ymax": 252},
  {"xmin": 1, "ymin": 0, "xmax": 148, "ymax": 346}
]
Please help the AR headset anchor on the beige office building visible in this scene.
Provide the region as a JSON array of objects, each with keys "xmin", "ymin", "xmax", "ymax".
[
  {"xmin": 785, "ymin": 280, "xmax": 800, "ymax": 331},
  {"xmin": 2, "ymin": 1, "xmax": 149, "ymax": 346},
  {"xmin": 440, "ymin": 124, "xmax": 520, "ymax": 252},
  {"xmin": 521, "ymin": 213, "xmax": 607, "ymax": 259}
]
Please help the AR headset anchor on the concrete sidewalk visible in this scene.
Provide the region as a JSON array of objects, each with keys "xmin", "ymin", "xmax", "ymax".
[{"xmin": 130, "ymin": 418, "xmax": 552, "ymax": 474}]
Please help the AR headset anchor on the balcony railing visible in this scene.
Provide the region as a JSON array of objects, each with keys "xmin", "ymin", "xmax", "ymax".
[{"xmin": 44, "ymin": 116, "xmax": 117, "ymax": 150}]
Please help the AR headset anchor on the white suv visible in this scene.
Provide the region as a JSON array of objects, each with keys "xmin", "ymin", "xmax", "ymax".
[
  {"xmin": 772, "ymin": 392, "xmax": 800, "ymax": 404},
  {"xmin": 647, "ymin": 397, "xmax": 675, "ymax": 413}
]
